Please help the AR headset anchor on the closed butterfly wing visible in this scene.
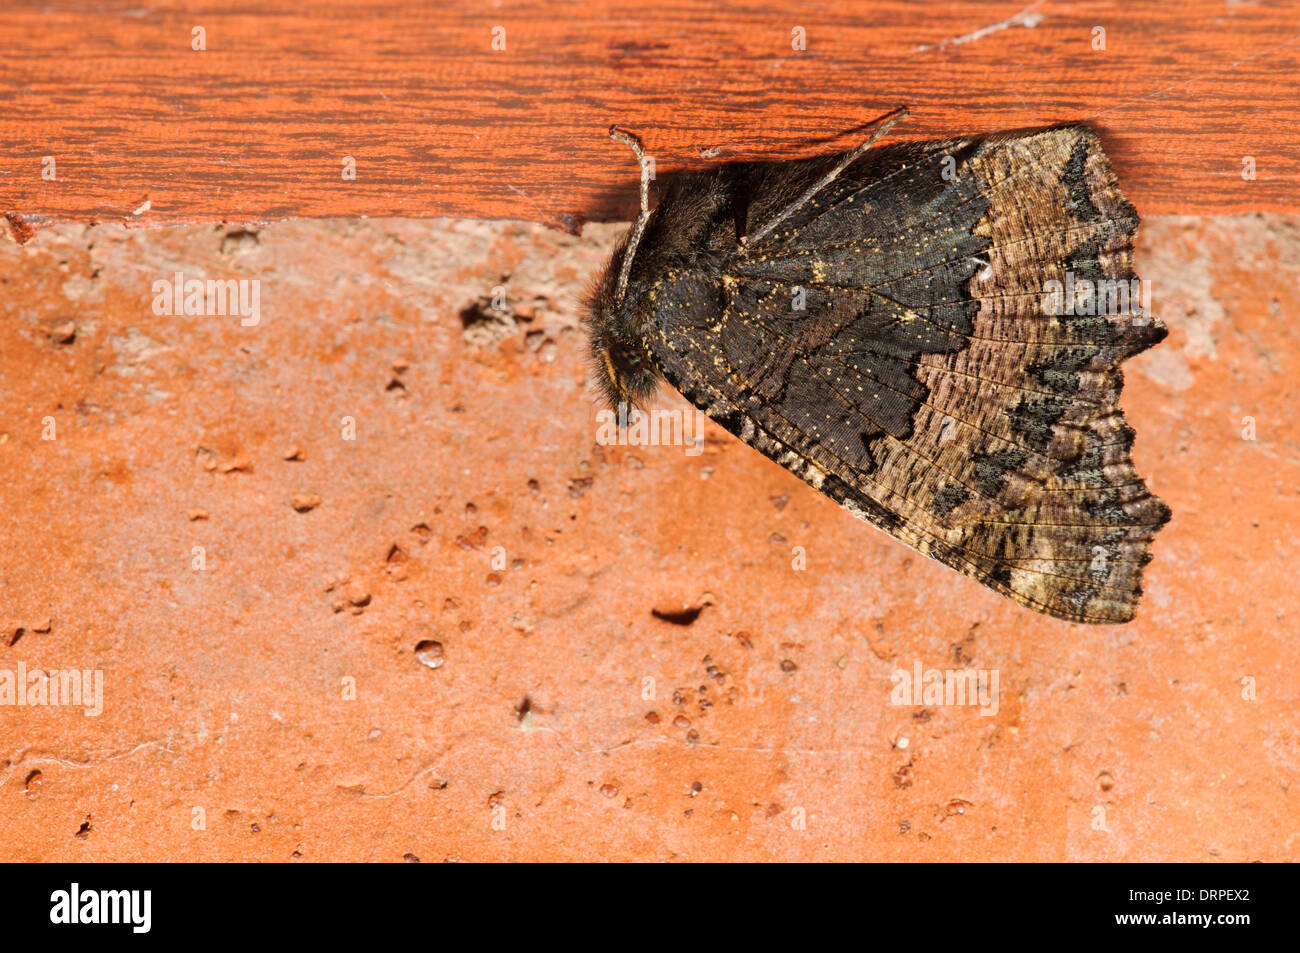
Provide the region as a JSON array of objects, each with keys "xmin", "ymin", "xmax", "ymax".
[{"xmin": 645, "ymin": 127, "xmax": 1169, "ymax": 623}]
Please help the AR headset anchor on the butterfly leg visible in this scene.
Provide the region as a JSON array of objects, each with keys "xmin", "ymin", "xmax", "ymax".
[{"xmin": 741, "ymin": 106, "xmax": 909, "ymax": 249}]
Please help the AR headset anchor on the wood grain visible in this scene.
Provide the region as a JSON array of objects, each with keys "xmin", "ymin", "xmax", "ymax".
[{"xmin": 1, "ymin": 0, "xmax": 1297, "ymax": 241}]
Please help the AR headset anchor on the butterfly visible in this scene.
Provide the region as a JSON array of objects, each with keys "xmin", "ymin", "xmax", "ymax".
[{"xmin": 585, "ymin": 108, "xmax": 1169, "ymax": 623}]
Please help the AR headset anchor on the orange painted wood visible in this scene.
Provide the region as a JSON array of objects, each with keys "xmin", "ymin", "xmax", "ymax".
[{"xmin": 1, "ymin": 0, "xmax": 1297, "ymax": 240}]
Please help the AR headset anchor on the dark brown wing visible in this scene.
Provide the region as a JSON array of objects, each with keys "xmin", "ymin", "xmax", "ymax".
[{"xmin": 646, "ymin": 127, "xmax": 1169, "ymax": 623}]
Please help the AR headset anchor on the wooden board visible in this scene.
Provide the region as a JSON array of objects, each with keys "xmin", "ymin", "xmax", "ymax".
[{"xmin": 2, "ymin": 0, "xmax": 1297, "ymax": 240}]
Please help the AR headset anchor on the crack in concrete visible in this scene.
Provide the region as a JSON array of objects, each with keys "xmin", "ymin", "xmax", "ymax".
[{"xmin": 1, "ymin": 740, "xmax": 172, "ymax": 786}]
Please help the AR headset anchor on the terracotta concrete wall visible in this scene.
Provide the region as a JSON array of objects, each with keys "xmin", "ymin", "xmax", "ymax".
[{"xmin": 1, "ymin": 213, "xmax": 1296, "ymax": 861}]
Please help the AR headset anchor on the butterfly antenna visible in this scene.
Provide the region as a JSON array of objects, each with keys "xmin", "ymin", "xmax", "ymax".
[
  {"xmin": 609, "ymin": 125, "xmax": 652, "ymax": 306},
  {"xmin": 742, "ymin": 105, "xmax": 909, "ymax": 250}
]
